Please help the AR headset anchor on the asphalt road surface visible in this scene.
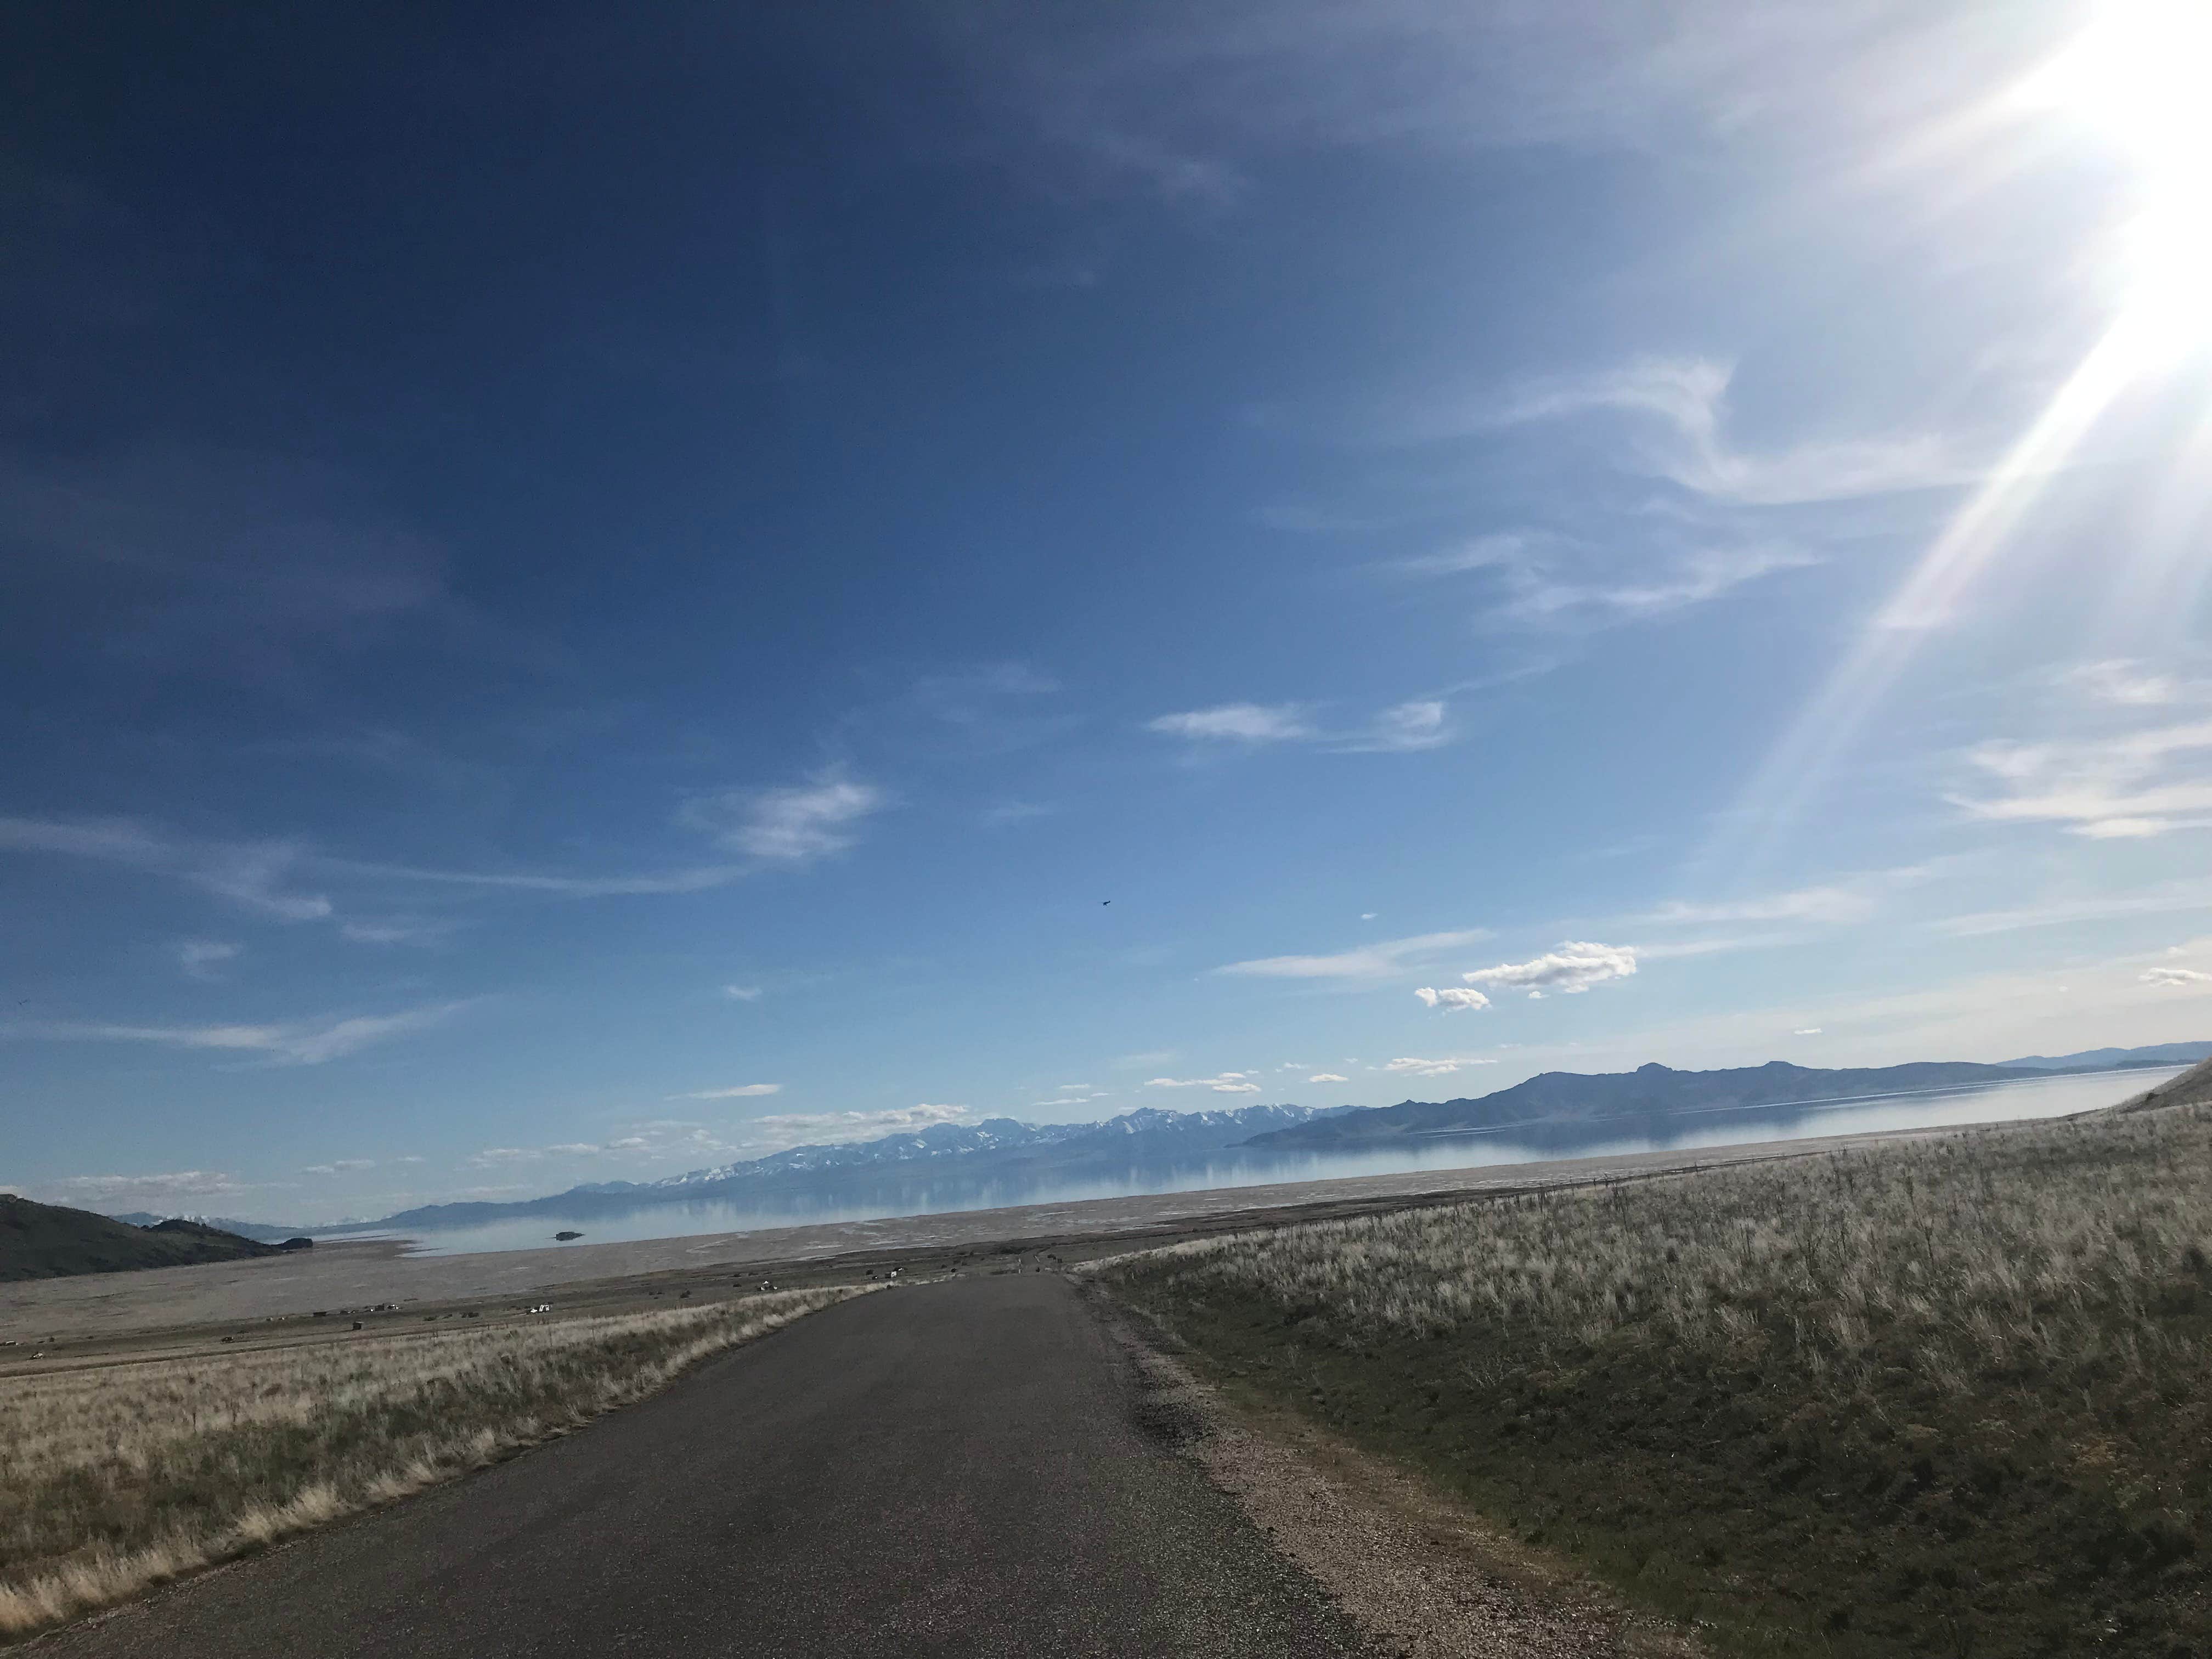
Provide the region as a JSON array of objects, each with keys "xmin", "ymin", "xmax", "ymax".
[{"xmin": 39, "ymin": 1276, "xmax": 1375, "ymax": 1658}]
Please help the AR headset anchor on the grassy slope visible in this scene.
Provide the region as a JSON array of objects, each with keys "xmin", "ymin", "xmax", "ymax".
[
  {"xmin": 0, "ymin": 1197, "xmax": 278, "ymax": 1282},
  {"xmin": 1104, "ymin": 1108, "xmax": 2212, "ymax": 1658}
]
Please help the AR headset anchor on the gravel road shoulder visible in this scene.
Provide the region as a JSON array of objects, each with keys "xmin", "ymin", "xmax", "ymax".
[{"xmin": 1088, "ymin": 1284, "xmax": 1704, "ymax": 1659}]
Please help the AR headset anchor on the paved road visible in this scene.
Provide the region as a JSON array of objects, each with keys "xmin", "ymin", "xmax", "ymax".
[{"xmin": 40, "ymin": 1277, "xmax": 1373, "ymax": 1658}]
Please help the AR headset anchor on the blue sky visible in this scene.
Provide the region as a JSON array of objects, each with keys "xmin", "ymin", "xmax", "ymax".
[{"xmin": 5, "ymin": 1, "xmax": 2211, "ymax": 1223}]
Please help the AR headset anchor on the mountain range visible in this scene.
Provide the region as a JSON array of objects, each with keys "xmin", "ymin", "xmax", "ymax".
[
  {"xmin": 1246, "ymin": 1058, "xmax": 2091, "ymax": 1149},
  {"xmin": 100, "ymin": 1043, "xmax": 2205, "ymax": 1239},
  {"xmin": 1995, "ymin": 1041, "xmax": 2212, "ymax": 1070},
  {"xmin": 325, "ymin": 1103, "xmax": 1359, "ymax": 1234}
]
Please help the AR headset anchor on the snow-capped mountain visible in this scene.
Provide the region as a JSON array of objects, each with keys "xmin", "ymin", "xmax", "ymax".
[
  {"xmin": 575, "ymin": 1103, "xmax": 1346, "ymax": 1195},
  {"xmin": 334, "ymin": 1101, "xmax": 1358, "ymax": 1234}
]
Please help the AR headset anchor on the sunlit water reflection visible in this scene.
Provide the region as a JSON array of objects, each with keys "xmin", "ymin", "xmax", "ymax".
[{"xmin": 376, "ymin": 1066, "xmax": 2178, "ymax": 1256}]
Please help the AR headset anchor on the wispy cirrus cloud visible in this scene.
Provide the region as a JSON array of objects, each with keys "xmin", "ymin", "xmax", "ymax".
[
  {"xmin": 1385, "ymin": 532, "xmax": 1817, "ymax": 632},
  {"xmin": 681, "ymin": 768, "xmax": 890, "ymax": 865},
  {"xmin": 173, "ymin": 939, "xmax": 241, "ymax": 980},
  {"xmin": 1632, "ymin": 882, "xmax": 1892, "ymax": 927},
  {"xmin": 1932, "ymin": 876, "xmax": 2212, "ymax": 938},
  {"xmin": 963, "ymin": 1, "xmax": 2041, "ymax": 198},
  {"xmin": 2061, "ymin": 660, "xmax": 2197, "ymax": 707},
  {"xmin": 1339, "ymin": 699, "xmax": 1454, "ymax": 752},
  {"xmin": 27, "ymin": 1169, "xmax": 250, "ymax": 1207},
  {"xmin": 667, "ymin": 1082, "xmax": 782, "ymax": 1101},
  {"xmin": 1147, "ymin": 702, "xmax": 1316, "ymax": 742},
  {"xmin": 0, "ymin": 817, "xmax": 334, "ymax": 922},
  {"xmin": 5, "ymin": 1000, "xmax": 470, "ymax": 1066},
  {"xmin": 1148, "ymin": 698, "xmax": 1458, "ymax": 753},
  {"xmin": 1215, "ymin": 927, "xmax": 1489, "ymax": 981},
  {"xmin": 320, "ymin": 857, "xmax": 741, "ymax": 896},
  {"xmin": 1475, "ymin": 358, "xmax": 1963, "ymax": 506},
  {"xmin": 1950, "ymin": 719, "xmax": 2212, "ymax": 840}
]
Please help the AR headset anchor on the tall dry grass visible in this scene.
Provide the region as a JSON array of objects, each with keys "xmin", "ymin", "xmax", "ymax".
[
  {"xmin": 1109, "ymin": 1107, "xmax": 2212, "ymax": 1409},
  {"xmin": 1103, "ymin": 1105, "xmax": 2212, "ymax": 1655},
  {"xmin": 0, "ymin": 1288, "xmax": 865, "ymax": 1639}
]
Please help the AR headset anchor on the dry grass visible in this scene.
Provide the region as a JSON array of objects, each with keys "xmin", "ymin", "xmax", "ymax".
[
  {"xmin": 0, "ymin": 1287, "xmax": 865, "ymax": 1639},
  {"xmin": 1103, "ymin": 1106, "xmax": 2212, "ymax": 1656}
]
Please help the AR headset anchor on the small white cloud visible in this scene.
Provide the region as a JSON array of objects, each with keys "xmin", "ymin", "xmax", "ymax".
[
  {"xmin": 1360, "ymin": 912, "xmax": 1377, "ymax": 919},
  {"xmin": 1144, "ymin": 1073, "xmax": 1264, "ymax": 1093},
  {"xmin": 669, "ymin": 1082, "xmax": 782, "ymax": 1100},
  {"xmin": 1307, "ymin": 1072, "xmax": 1350, "ymax": 1083},
  {"xmin": 682, "ymin": 769, "xmax": 889, "ymax": 865},
  {"xmin": 338, "ymin": 918, "xmax": 452, "ymax": 946},
  {"xmin": 744, "ymin": 1103, "xmax": 979, "ymax": 1149},
  {"xmin": 173, "ymin": 939, "xmax": 241, "ymax": 980},
  {"xmin": 2142, "ymin": 967, "xmax": 2212, "ymax": 988},
  {"xmin": 1793, "ymin": 1026, "xmax": 1824, "ymax": 1035},
  {"xmin": 301, "ymin": 1159, "xmax": 375, "ymax": 1175},
  {"xmin": 1383, "ymin": 1055, "xmax": 1494, "ymax": 1077},
  {"xmin": 1147, "ymin": 702, "xmax": 1314, "ymax": 743},
  {"xmin": 1414, "ymin": 986, "xmax": 1493, "ymax": 1012},
  {"xmin": 721, "ymin": 984, "xmax": 764, "ymax": 1002},
  {"xmin": 1463, "ymin": 941, "xmax": 1638, "ymax": 996}
]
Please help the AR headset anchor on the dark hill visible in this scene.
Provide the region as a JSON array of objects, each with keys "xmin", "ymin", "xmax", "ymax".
[
  {"xmin": 0, "ymin": 1195, "xmax": 282, "ymax": 1282},
  {"xmin": 1244, "ymin": 1059, "xmax": 2052, "ymax": 1149}
]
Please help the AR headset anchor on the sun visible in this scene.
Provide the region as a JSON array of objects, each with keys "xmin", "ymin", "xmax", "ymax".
[{"xmin": 2025, "ymin": 0, "xmax": 2212, "ymax": 352}]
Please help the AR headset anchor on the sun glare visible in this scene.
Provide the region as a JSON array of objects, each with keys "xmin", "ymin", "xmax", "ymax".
[
  {"xmin": 1707, "ymin": 1, "xmax": 2212, "ymax": 883},
  {"xmin": 2029, "ymin": 0, "xmax": 2212, "ymax": 352}
]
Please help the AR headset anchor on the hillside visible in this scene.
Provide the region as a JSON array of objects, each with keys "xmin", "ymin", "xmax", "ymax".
[
  {"xmin": 2113, "ymin": 1053, "xmax": 2212, "ymax": 1114},
  {"xmin": 1246, "ymin": 1058, "xmax": 2057, "ymax": 1148},
  {"xmin": 103, "ymin": 1211, "xmax": 311, "ymax": 1244},
  {"xmin": 0, "ymin": 1196, "xmax": 285, "ymax": 1282},
  {"xmin": 2002, "ymin": 1040, "xmax": 2212, "ymax": 1070}
]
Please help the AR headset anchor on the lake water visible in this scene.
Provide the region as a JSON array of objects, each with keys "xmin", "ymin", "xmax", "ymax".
[{"xmin": 385, "ymin": 1065, "xmax": 2179, "ymax": 1256}]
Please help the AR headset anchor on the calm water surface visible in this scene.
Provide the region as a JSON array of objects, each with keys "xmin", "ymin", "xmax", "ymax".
[{"xmin": 384, "ymin": 1065, "xmax": 2177, "ymax": 1256}]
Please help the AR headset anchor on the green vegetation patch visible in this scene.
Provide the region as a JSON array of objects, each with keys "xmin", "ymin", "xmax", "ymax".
[{"xmin": 1104, "ymin": 1109, "xmax": 2212, "ymax": 1658}]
